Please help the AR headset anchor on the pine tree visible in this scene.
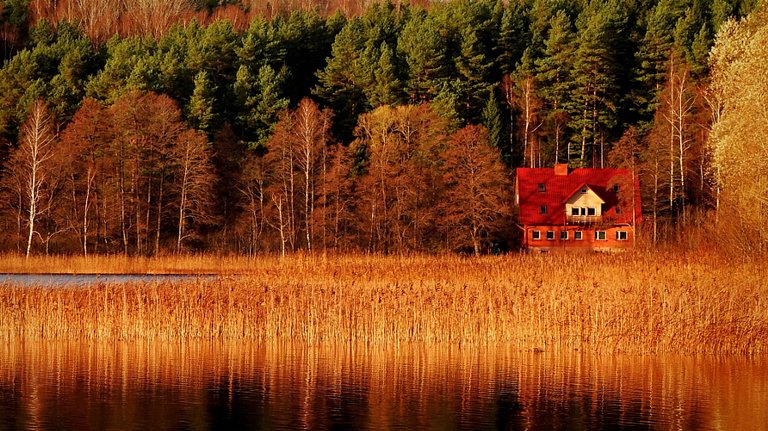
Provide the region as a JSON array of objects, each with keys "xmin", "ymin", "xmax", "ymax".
[
  {"xmin": 497, "ymin": 0, "xmax": 530, "ymax": 75},
  {"xmin": 398, "ymin": 13, "xmax": 449, "ymax": 103},
  {"xmin": 186, "ymin": 70, "xmax": 217, "ymax": 134},
  {"xmin": 234, "ymin": 64, "xmax": 288, "ymax": 149},
  {"xmin": 536, "ymin": 10, "xmax": 575, "ymax": 164},
  {"xmin": 370, "ymin": 43, "xmax": 404, "ymax": 107},
  {"xmin": 567, "ymin": 0, "xmax": 626, "ymax": 167},
  {"xmin": 482, "ymin": 91, "xmax": 505, "ymax": 153},
  {"xmin": 314, "ymin": 19, "xmax": 369, "ymax": 140}
]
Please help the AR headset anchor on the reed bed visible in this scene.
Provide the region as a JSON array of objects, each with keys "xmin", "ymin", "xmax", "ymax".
[{"xmin": 1, "ymin": 252, "xmax": 766, "ymax": 354}]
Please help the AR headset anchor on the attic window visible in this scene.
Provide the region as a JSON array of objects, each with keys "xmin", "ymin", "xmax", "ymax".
[
  {"xmin": 540, "ymin": 205, "xmax": 548, "ymax": 214},
  {"xmin": 538, "ymin": 183, "xmax": 546, "ymax": 192},
  {"xmin": 580, "ymin": 187, "xmax": 588, "ymax": 194},
  {"xmin": 613, "ymin": 184, "xmax": 620, "ymax": 193}
]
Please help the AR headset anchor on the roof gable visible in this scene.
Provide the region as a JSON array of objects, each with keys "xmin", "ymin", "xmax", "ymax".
[{"xmin": 563, "ymin": 184, "xmax": 605, "ymax": 205}]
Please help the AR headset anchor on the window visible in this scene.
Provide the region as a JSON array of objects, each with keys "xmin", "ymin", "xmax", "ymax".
[
  {"xmin": 616, "ymin": 231, "xmax": 628, "ymax": 241},
  {"xmin": 540, "ymin": 205, "xmax": 548, "ymax": 214},
  {"xmin": 560, "ymin": 231, "xmax": 569, "ymax": 240},
  {"xmin": 546, "ymin": 231, "xmax": 555, "ymax": 240},
  {"xmin": 613, "ymin": 183, "xmax": 620, "ymax": 193},
  {"xmin": 595, "ymin": 231, "xmax": 607, "ymax": 240},
  {"xmin": 538, "ymin": 183, "xmax": 546, "ymax": 192},
  {"xmin": 615, "ymin": 206, "xmax": 622, "ymax": 214},
  {"xmin": 571, "ymin": 207, "xmax": 580, "ymax": 216},
  {"xmin": 587, "ymin": 207, "xmax": 596, "ymax": 216},
  {"xmin": 580, "ymin": 208, "xmax": 587, "ymax": 216},
  {"xmin": 574, "ymin": 231, "xmax": 583, "ymax": 240},
  {"xmin": 581, "ymin": 187, "xmax": 588, "ymax": 194},
  {"xmin": 532, "ymin": 230, "xmax": 541, "ymax": 240}
]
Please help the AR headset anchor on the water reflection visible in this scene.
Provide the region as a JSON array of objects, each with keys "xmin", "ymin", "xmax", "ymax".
[{"xmin": 0, "ymin": 341, "xmax": 766, "ymax": 430}]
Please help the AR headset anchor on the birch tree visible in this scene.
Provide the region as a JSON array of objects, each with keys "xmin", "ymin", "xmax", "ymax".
[
  {"xmin": 8, "ymin": 100, "xmax": 58, "ymax": 257},
  {"xmin": 175, "ymin": 129, "xmax": 214, "ymax": 252}
]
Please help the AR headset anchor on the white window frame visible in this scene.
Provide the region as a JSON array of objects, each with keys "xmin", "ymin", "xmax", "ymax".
[
  {"xmin": 546, "ymin": 231, "xmax": 555, "ymax": 241},
  {"xmin": 532, "ymin": 230, "xmax": 541, "ymax": 240},
  {"xmin": 587, "ymin": 207, "xmax": 596, "ymax": 216},
  {"xmin": 574, "ymin": 231, "xmax": 583, "ymax": 240},
  {"xmin": 595, "ymin": 231, "xmax": 607, "ymax": 241},
  {"xmin": 560, "ymin": 231, "xmax": 569, "ymax": 240},
  {"xmin": 616, "ymin": 231, "xmax": 628, "ymax": 241},
  {"xmin": 571, "ymin": 207, "xmax": 580, "ymax": 216}
]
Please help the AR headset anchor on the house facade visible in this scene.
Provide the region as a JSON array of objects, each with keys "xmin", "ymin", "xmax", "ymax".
[{"xmin": 515, "ymin": 164, "xmax": 641, "ymax": 251}]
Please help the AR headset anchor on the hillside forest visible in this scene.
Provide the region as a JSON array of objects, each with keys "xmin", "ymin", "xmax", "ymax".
[{"xmin": 0, "ymin": 0, "xmax": 765, "ymax": 255}]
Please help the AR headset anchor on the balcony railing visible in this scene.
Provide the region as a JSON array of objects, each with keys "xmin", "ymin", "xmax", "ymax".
[{"xmin": 566, "ymin": 215, "xmax": 602, "ymax": 224}]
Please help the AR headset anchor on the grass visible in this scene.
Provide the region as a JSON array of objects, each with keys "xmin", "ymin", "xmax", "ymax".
[{"xmin": 0, "ymin": 251, "xmax": 766, "ymax": 354}]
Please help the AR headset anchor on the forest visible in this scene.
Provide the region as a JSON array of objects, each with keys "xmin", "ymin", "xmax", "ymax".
[{"xmin": 0, "ymin": 0, "xmax": 765, "ymax": 255}]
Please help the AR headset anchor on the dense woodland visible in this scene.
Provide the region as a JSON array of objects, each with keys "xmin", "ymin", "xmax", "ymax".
[{"xmin": 0, "ymin": 0, "xmax": 764, "ymax": 255}]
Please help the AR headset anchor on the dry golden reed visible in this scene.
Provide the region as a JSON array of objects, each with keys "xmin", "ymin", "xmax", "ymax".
[{"xmin": 1, "ymin": 252, "xmax": 766, "ymax": 354}]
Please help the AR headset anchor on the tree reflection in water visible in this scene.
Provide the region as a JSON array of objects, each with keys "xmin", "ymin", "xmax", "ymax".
[{"xmin": 0, "ymin": 342, "xmax": 766, "ymax": 430}]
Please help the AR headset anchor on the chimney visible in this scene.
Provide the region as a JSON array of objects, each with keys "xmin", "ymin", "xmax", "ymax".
[{"xmin": 554, "ymin": 163, "xmax": 569, "ymax": 176}]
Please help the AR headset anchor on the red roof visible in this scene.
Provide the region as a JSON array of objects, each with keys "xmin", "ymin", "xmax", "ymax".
[{"xmin": 516, "ymin": 166, "xmax": 642, "ymax": 226}]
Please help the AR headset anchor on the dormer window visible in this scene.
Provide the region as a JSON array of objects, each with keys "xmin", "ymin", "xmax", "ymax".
[
  {"xmin": 540, "ymin": 205, "xmax": 548, "ymax": 214},
  {"xmin": 538, "ymin": 183, "xmax": 546, "ymax": 192}
]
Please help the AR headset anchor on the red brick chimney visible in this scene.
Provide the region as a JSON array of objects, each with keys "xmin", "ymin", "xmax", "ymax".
[{"xmin": 554, "ymin": 163, "xmax": 569, "ymax": 176}]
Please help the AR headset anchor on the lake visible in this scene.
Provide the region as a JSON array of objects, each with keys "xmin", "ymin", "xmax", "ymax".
[
  {"xmin": 0, "ymin": 274, "xmax": 215, "ymax": 287},
  {"xmin": 0, "ymin": 341, "xmax": 766, "ymax": 430}
]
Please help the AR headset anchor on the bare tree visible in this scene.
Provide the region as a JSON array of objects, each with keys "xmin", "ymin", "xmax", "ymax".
[
  {"xmin": 8, "ymin": 100, "xmax": 59, "ymax": 257},
  {"xmin": 661, "ymin": 53, "xmax": 696, "ymax": 223},
  {"xmin": 174, "ymin": 129, "xmax": 214, "ymax": 252},
  {"xmin": 291, "ymin": 99, "xmax": 330, "ymax": 252},
  {"xmin": 60, "ymin": 98, "xmax": 110, "ymax": 255},
  {"xmin": 440, "ymin": 125, "xmax": 510, "ymax": 255}
]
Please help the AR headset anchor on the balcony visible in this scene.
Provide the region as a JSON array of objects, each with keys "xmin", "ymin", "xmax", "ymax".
[{"xmin": 566, "ymin": 215, "xmax": 603, "ymax": 224}]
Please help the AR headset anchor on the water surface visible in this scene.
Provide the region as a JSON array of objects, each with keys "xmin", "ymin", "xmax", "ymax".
[
  {"xmin": 0, "ymin": 274, "xmax": 215, "ymax": 287},
  {"xmin": 0, "ymin": 342, "xmax": 766, "ymax": 430}
]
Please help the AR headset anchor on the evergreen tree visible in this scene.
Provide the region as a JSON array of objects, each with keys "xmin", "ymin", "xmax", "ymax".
[
  {"xmin": 455, "ymin": 24, "xmax": 495, "ymax": 122},
  {"xmin": 398, "ymin": 13, "xmax": 450, "ymax": 104},
  {"xmin": 497, "ymin": 0, "xmax": 530, "ymax": 75},
  {"xmin": 482, "ymin": 91, "xmax": 505, "ymax": 153},
  {"xmin": 567, "ymin": 0, "xmax": 627, "ymax": 167},
  {"xmin": 536, "ymin": 10, "xmax": 575, "ymax": 163},
  {"xmin": 314, "ymin": 19, "xmax": 370, "ymax": 140},
  {"xmin": 187, "ymin": 70, "xmax": 217, "ymax": 134},
  {"xmin": 370, "ymin": 43, "xmax": 404, "ymax": 107},
  {"xmin": 234, "ymin": 64, "xmax": 288, "ymax": 149}
]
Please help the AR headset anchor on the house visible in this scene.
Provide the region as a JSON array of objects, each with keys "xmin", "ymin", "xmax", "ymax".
[{"xmin": 515, "ymin": 164, "xmax": 641, "ymax": 251}]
